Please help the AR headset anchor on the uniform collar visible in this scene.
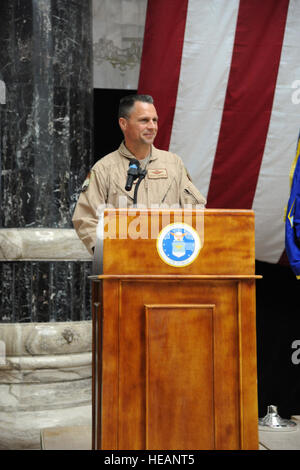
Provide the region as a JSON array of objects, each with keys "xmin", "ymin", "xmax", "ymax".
[{"xmin": 118, "ymin": 141, "xmax": 159, "ymax": 162}]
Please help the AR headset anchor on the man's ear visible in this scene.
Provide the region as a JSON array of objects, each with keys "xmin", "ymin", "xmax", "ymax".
[{"xmin": 119, "ymin": 117, "xmax": 127, "ymax": 133}]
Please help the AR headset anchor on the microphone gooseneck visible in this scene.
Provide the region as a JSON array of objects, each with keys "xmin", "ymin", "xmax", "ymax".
[{"xmin": 133, "ymin": 169, "xmax": 147, "ymax": 207}]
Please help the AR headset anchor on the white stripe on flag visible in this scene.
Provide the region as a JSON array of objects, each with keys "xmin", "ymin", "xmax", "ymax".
[
  {"xmin": 252, "ymin": 0, "xmax": 300, "ymax": 263},
  {"xmin": 169, "ymin": 0, "xmax": 240, "ymax": 199}
]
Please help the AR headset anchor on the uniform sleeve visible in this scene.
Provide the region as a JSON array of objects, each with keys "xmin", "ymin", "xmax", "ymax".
[
  {"xmin": 177, "ymin": 157, "xmax": 206, "ymax": 206},
  {"xmin": 72, "ymin": 167, "xmax": 108, "ymax": 254}
]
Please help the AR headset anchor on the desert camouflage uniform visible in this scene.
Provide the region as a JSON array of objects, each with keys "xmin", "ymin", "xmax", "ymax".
[{"xmin": 72, "ymin": 142, "xmax": 206, "ymax": 254}]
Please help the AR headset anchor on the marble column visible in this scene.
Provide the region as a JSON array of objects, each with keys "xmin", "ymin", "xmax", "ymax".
[
  {"xmin": 0, "ymin": 0, "xmax": 93, "ymax": 449},
  {"xmin": 0, "ymin": 0, "xmax": 93, "ymax": 319}
]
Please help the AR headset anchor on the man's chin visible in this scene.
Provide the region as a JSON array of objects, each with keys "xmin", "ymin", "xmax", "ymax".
[{"xmin": 142, "ymin": 136, "xmax": 156, "ymax": 144}]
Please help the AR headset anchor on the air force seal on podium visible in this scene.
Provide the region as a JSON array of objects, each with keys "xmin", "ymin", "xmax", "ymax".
[{"xmin": 156, "ymin": 223, "xmax": 201, "ymax": 267}]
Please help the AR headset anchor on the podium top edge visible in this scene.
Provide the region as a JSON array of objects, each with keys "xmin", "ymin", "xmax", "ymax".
[
  {"xmin": 103, "ymin": 208, "xmax": 255, "ymax": 215},
  {"xmin": 89, "ymin": 274, "xmax": 262, "ymax": 281}
]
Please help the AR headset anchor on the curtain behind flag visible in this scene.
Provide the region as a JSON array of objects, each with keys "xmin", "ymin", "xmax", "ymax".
[{"xmin": 138, "ymin": 0, "xmax": 300, "ymax": 264}]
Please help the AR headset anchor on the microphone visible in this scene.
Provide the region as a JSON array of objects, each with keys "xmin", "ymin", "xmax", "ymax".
[{"xmin": 125, "ymin": 159, "xmax": 140, "ymax": 191}]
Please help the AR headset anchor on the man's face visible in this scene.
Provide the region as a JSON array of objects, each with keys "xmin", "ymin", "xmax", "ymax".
[{"xmin": 119, "ymin": 101, "xmax": 158, "ymax": 146}]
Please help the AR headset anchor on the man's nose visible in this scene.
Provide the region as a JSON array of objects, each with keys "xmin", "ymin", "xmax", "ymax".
[{"xmin": 148, "ymin": 120, "xmax": 157, "ymax": 128}]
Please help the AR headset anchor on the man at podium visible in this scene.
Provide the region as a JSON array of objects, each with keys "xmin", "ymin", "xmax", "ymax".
[{"xmin": 72, "ymin": 94, "xmax": 206, "ymax": 254}]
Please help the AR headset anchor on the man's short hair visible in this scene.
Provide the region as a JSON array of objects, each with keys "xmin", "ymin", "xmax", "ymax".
[{"xmin": 118, "ymin": 94, "xmax": 154, "ymax": 119}]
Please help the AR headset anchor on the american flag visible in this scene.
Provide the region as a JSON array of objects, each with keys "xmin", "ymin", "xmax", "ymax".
[{"xmin": 138, "ymin": 0, "xmax": 300, "ymax": 265}]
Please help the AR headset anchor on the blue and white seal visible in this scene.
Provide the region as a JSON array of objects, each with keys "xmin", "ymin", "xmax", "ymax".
[{"xmin": 156, "ymin": 223, "xmax": 201, "ymax": 267}]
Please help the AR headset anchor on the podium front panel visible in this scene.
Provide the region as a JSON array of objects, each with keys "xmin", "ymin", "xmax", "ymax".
[
  {"xmin": 145, "ymin": 304, "xmax": 215, "ymax": 450},
  {"xmin": 95, "ymin": 278, "xmax": 258, "ymax": 450},
  {"xmin": 91, "ymin": 210, "xmax": 259, "ymax": 450}
]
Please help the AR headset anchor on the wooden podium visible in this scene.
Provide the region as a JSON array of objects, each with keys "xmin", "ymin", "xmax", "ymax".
[{"xmin": 90, "ymin": 209, "xmax": 259, "ymax": 450}]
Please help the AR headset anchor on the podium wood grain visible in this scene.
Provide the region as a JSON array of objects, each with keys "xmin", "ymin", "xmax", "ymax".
[{"xmin": 91, "ymin": 209, "xmax": 259, "ymax": 450}]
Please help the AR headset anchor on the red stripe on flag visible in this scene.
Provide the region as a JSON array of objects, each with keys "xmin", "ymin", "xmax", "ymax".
[
  {"xmin": 138, "ymin": 0, "xmax": 188, "ymax": 150},
  {"xmin": 206, "ymin": 0, "xmax": 289, "ymax": 209}
]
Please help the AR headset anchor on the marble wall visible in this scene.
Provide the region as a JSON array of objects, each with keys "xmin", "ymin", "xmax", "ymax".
[
  {"xmin": 0, "ymin": 228, "xmax": 92, "ymax": 322},
  {"xmin": 0, "ymin": 1, "xmax": 94, "ymax": 449},
  {"xmin": 0, "ymin": 0, "xmax": 93, "ymax": 323},
  {"xmin": 0, "ymin": 0, "xmax": 93, "ymax": 229},
  {"xmin": 0, "ymin": 260, "xmax": 91, "ymax": 323}
]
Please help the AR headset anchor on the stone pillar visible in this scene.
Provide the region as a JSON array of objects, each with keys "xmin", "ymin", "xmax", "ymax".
[{"xmin": 0, "ymin": 0, "xmax": 93, "ymax": 449}]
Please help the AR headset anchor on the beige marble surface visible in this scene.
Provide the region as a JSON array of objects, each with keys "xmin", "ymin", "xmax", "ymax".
[
  {"xmin": 259, "ymin": 416, "xmax": 300, "ymax": 450},
  {"xmin": 41, "ymin": 424, "xmax": 91, "ymax": 450},
  {"xmin": 0, "ymin": 378, "xmax": 92, "ymax": 412},
  {"xmin": 0, "ymin": 357, "xmax": 91, "ymax": 384},
  {"xmin": 0, "ymin": 321, "xmax": 92, "ymax": 449},
  {"xmin": 0, "ymin": 320, "xmax": 92, "ymax": 356},
  {"xmin": 0, "ymin": 228, "xmax": 92, "ymax": 261},
  {"xmin": 0, "ymin": 405, "xmax": 92, "ymax": 450}
]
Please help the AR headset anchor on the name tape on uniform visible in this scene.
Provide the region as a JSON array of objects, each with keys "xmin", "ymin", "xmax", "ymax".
[{"xmin": 147, "ymin": 168, "xmax": 168, "ymax": 179}]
